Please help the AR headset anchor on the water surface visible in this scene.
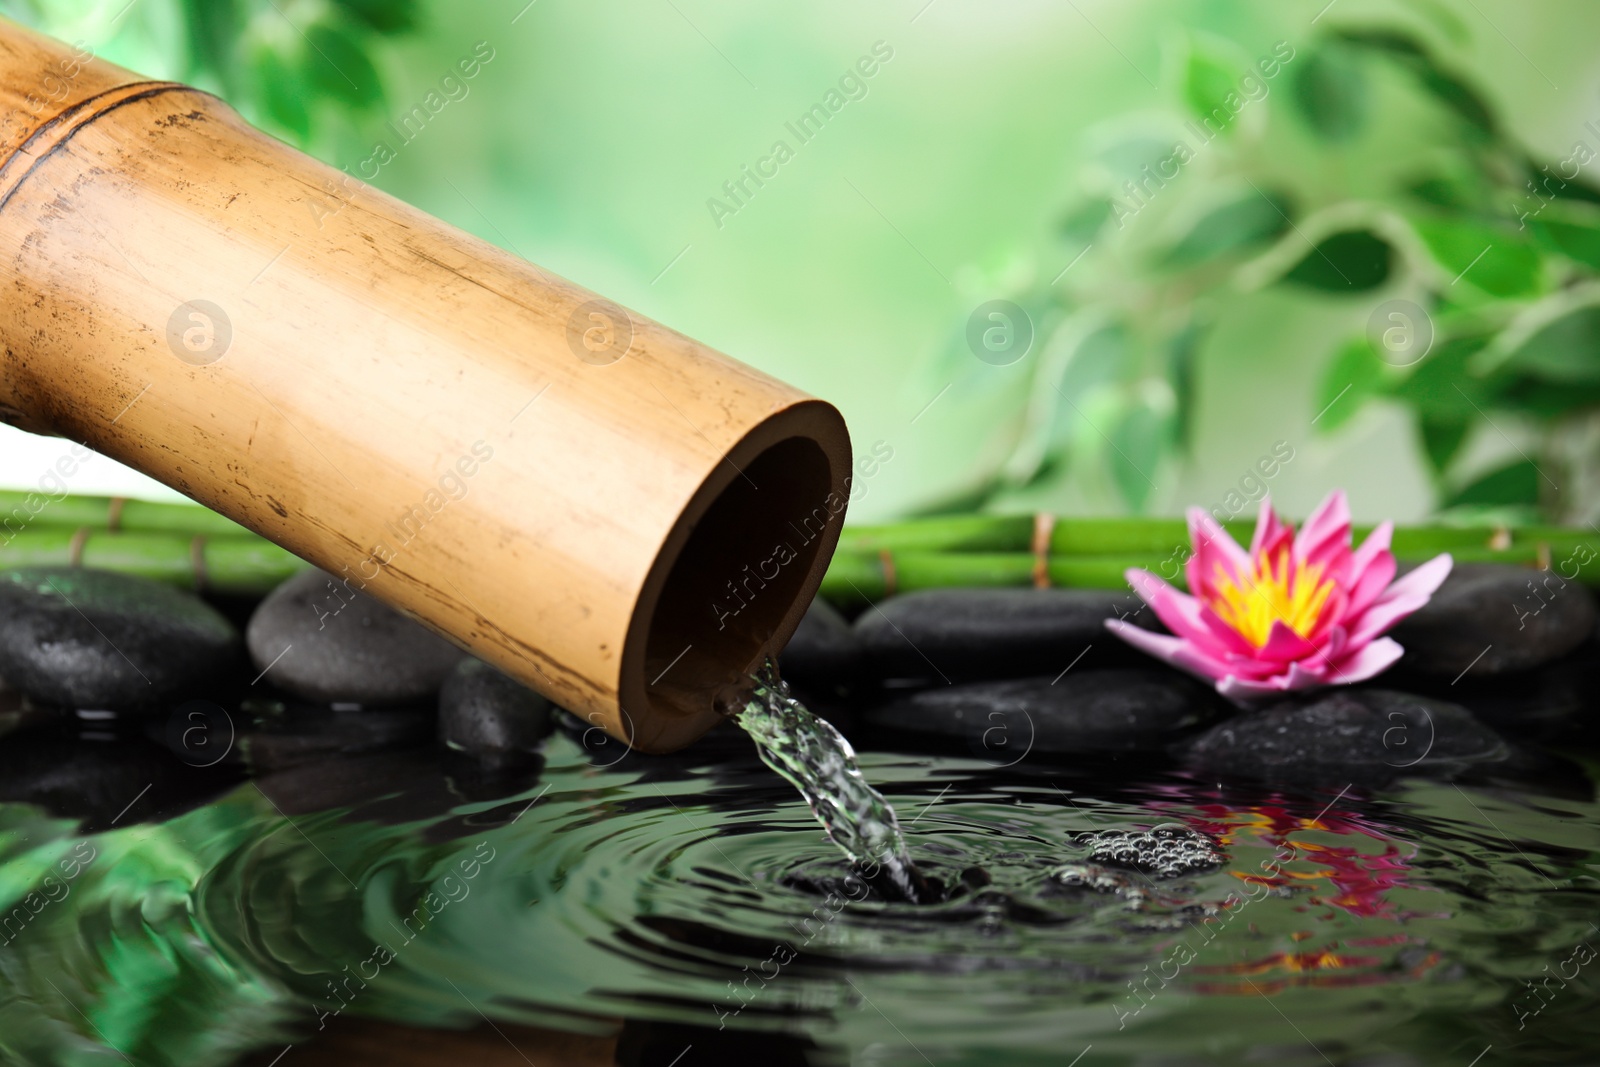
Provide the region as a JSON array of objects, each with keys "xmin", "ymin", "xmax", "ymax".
[{"xmin": 0, "ymin": 717, "xmax": 1597, "ymax": 1065}]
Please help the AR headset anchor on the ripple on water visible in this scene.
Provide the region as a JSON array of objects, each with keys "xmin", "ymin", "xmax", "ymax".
[{"xmin": 4, "ymin": 729, "xmax": 1600, "ymax": 1066}]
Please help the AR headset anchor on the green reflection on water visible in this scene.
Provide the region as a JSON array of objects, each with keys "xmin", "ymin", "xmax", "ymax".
[{"xmin": 1, "ymin": 730, "xmax": 1598, "ymax": 1067}]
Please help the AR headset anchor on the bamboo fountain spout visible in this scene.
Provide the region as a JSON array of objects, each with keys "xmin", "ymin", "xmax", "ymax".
[{"xmin": 0, "ymin": 21, "xmax": 852, "ymax": 752}]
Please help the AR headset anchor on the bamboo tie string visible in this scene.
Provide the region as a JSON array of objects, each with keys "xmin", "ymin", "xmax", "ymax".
[
  {"xmin": 67, "ymin": 526, "xmax": 90, "ymax": 566},
  {"xmin": 190, "ymin": 535, "xmax": 208, "ymax": 592},
  {"xmin": 879, "ymin": 548, "xmax": 897, "ymax": 600},
  {"xmin": 1031, "ymin": 512, "xmax": 1056, "ymax": 588}
]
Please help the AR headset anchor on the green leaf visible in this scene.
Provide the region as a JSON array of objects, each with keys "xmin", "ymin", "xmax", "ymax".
[
  {"xmin": 1405, "ymin": 174, "xmax": 1476, "ymax": 210},
  {"xmin": 1166, "ymin": 318, "xmax": 1205, "ymax": 449},
  {"xmin": 304, "ymin": 22, "xmax": 384, "ymax": 109},
  {"xmin": 331, "ymin": 0, "xmax": 420, "ymax": 34},
  {"xmin": 1528, "ymin": 158, "xmax": 1600, "ymax": 207},
  {"xmin": 1161, "ymin": 191, "xmax": 1292, "ymax": 268},
  {"xmin": 1107, "ymin": 402, "xmax": 1170, "ymax": 512},
  {"xmin": 180, "ymin": 0, "xmax": 241, "ymax": 92},
  {"xmin": 1038, "ymin": 324, "xmax": 1127, "ymax": 465},
  {"xmin": 1329, "ymin": 28, "xmax": 1428, "ymax": 61},
  {"xmin": 1413, "ymin": 67, "xmax": 1496, "ymax": 138},
  {"xmin": 1496, "ymin": 306, "xmax": 1600, "ymax": 384},
  {"xmin": 1095, "ymin": 137, "xmax": 1183, "ymax": 182},
  {"xmin": 1496, "ymin": 376, "xmax": 1600, "ymax": 418},
  {"xmin": 1057, "ymin": 324, "xmax": 1128, "ymax": 401},
  {"xmin": 1399, "ymin": 0, "xmax": 1471, "ymax": 44},
  {"xmin": 1314, "ymin": 337, "xmax": 1385, "ymax": 432},
  {"xmin": 1445, "ymin": 459, "xmax": 1540, "ymax": 508},
  {"xmin": 1290, "ymin": 43, "xmax": 1368, "ymax": 141},
  {"xmin": 1417, "ymin": 416, "xmax": 1470, "ymax": 476},
  {"xmin": 1411, "ymin": 219, "xmax": 1542, "ymax": 298},
  {"xmin": 1281, "ymin": 230, "xmax": 1393, "ymax": 292},
  {"xmin": 1334, "ymin": 29, "xmax": 1496, "ymax": 137},
  {"xmin": 1183, "ymin": 40, "xmax": 1242, "ymax": 130},
  {"xmin": 251, "ymin": 45, "xmax": 311, "ymax": 142},
  {"xmin": 1389, "ymin": 333, "xmax": 1499, "ymax": 419},
  {"xmin": 1529, "ymin": 217, "xmax": 1600, "ymax": 271},
  {"xmin": 1058, "ymin": 199, "xmax": 1111, "ymax": 247},
  {"xmin": 1553, "ymin": 177, "xmax": 1600, "ymax": 208}
]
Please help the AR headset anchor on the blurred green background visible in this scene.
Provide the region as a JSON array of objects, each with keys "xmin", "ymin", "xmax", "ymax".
[{"xmin": 4, "ymin": 0, "xmax": 1599, "ymax": 526}]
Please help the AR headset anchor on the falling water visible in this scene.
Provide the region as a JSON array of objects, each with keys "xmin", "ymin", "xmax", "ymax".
[{"xmin": 727, "ymin": 661, "xmax": 929, "ymax": 903}]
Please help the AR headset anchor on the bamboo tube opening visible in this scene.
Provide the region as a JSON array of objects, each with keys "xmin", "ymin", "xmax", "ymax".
[{"xmin": 636, "ymin": 432, "xmax": 839, "ymax": 746}]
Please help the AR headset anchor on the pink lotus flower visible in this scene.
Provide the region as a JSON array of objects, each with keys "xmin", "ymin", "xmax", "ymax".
[{"xmin": 1106, "ymin": 491, "xmax": 1452, "ymax": 701}]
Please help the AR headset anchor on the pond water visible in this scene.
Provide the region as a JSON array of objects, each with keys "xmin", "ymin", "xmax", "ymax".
[{"xmin": 1, "ymin": 708, "xmax": 1598, "ymax": 1066}]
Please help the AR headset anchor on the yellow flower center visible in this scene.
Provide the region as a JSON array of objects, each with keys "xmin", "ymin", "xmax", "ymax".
[{"xmin": 1207, "ymin": 550, "xmax": 1335, "ymax": 649}]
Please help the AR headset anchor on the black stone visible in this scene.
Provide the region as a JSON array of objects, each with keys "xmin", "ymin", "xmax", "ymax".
[
  {"xmin": 778, "ymin": 599, "xmax": 861, "ymax": 689},
  {"xmin": 245, "ymin": 568, "xmax": 466, "ymax": 705},
  {"xmin": 852, "ymin": 587, "xmax": 1161, "ymax": 683},
  {"xmin": 1177, "ymin": 689, "xmax": 1512, "ymax": 785},
  {"xmin": 253, "ymin": 749, "xmax": 545, "ymax": 821},
  {"xmin": 862, "ymin": 668, "xmax": 1216, "ymax": 756},
  {"xmin": 1391, "ymin": 562, "xmax": 1597, "ymax": 679},
  {"xmin": 229, "ymin": 697, "xmax": 437, "ymax": 773},
  {"xmin": 1406, "ymin": 643, "xmax": 1600, "ymax": 745},
  {"xmin": 0, "ymin": 726, "xmax": 240, "ymax": 831},
  {"xmin": 0, "ymin": 566, "xmax": 240, "ymax": 711},
  {"xmin": 438, "ymin": 657, "xmax": 554, "ymax": 757}
]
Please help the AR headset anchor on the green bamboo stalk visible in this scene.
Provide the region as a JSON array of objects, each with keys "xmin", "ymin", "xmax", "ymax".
[
  {"xmin": 0, "ymin": 528, "xmax": 307, "ymax": 595},
  {"xmin": 2, "ymin": 491, "xmax": 1595, "ymax": 609},
  {"xmin": 0, "ymin": 490, "xmax": 251, "ymax": 537},
  {"xmin": 822, "ymin": 551, "xmax": 1166, "ymax": 609},
  {"xmin": 819, "ymin": 538, "xmax": 1600, "ymax": 610},
  {"xmin": 840, "ymin": 514, "xmax": 1592, "ymax": 560}
]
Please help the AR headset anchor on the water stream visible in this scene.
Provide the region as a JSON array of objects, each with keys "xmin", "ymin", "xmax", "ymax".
[{"xmin": 727, "ymin": 661, "xmax": 931, "ymax": 903}]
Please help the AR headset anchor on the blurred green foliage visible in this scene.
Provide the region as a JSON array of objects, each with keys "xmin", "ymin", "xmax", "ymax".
[
  {"xmin": 2, "ymin": 0, "xmax": 417, "ymax": 147},
  {"xmin": 3, "ymin": 1, "xmax": 1598, "ymax": 525},
  {"xmin": 926, "ymin": 19, "xmax": 1600, "ymax": 523},
  {"xmin": 1297, "ymin": 29, "xmax": 1600, "ymax": 524}
]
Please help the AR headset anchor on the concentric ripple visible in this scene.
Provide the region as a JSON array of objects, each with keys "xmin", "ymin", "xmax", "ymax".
[{"xmin": 1, "ymin": 730, "xmax": 1599, "ymax": 1065}]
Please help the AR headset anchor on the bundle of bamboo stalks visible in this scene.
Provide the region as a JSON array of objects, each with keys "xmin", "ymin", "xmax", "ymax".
[
  {"xmin": 820, "ymin": 514, "xmax": 1600, "ymax": 610},
  {"xmin": 4, "ymin": 494, "xmax": 1593, "ymax": 612},
  {"xmin": 0, "ymin": 492, "xmax": 305, "ymax": 594}
]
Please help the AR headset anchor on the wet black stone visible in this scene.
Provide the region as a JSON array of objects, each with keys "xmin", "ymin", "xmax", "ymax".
[
  {"xmin": 230, "ymin": 697, "xmax": 436, "ymax": 773},
  {"xmin": 0, "ymin": 566, "xmax": 240, "ymax": 711},
  {"xmin": 253, "ymin": 748, "xmax": 544, "ymax": 823},
  {"xmin": 852, "ymin": 587, "xmax": 1162, "ymax": 683},
  {"xmin": 1406, "ymin": 642, "xmax": 1600, "ymax": 745},
  {"xmin": 0, "ymin": 727, "xmax": 240, "ymax": 831},
  {"xmin": 438, "ymin": 657, "xmax": 554, "ymax": 757},
  {"xmin": 1391, "ymin": 562, "xmax": 1597, "ymax": 678},
  {"xmin": 862, "ymin": 669, "xmax": 1216, "ymax": 755},
  {"xmin": 245, "ymin": 568, "xmax": 466, "ymax": 705},
  {"xmin": 1177, "ymin": 689, "xmax": 1512, "ymax": 785},
  {"xmin": 777, "ymin": 599, "xmax": 861, "ymax": 689}
]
